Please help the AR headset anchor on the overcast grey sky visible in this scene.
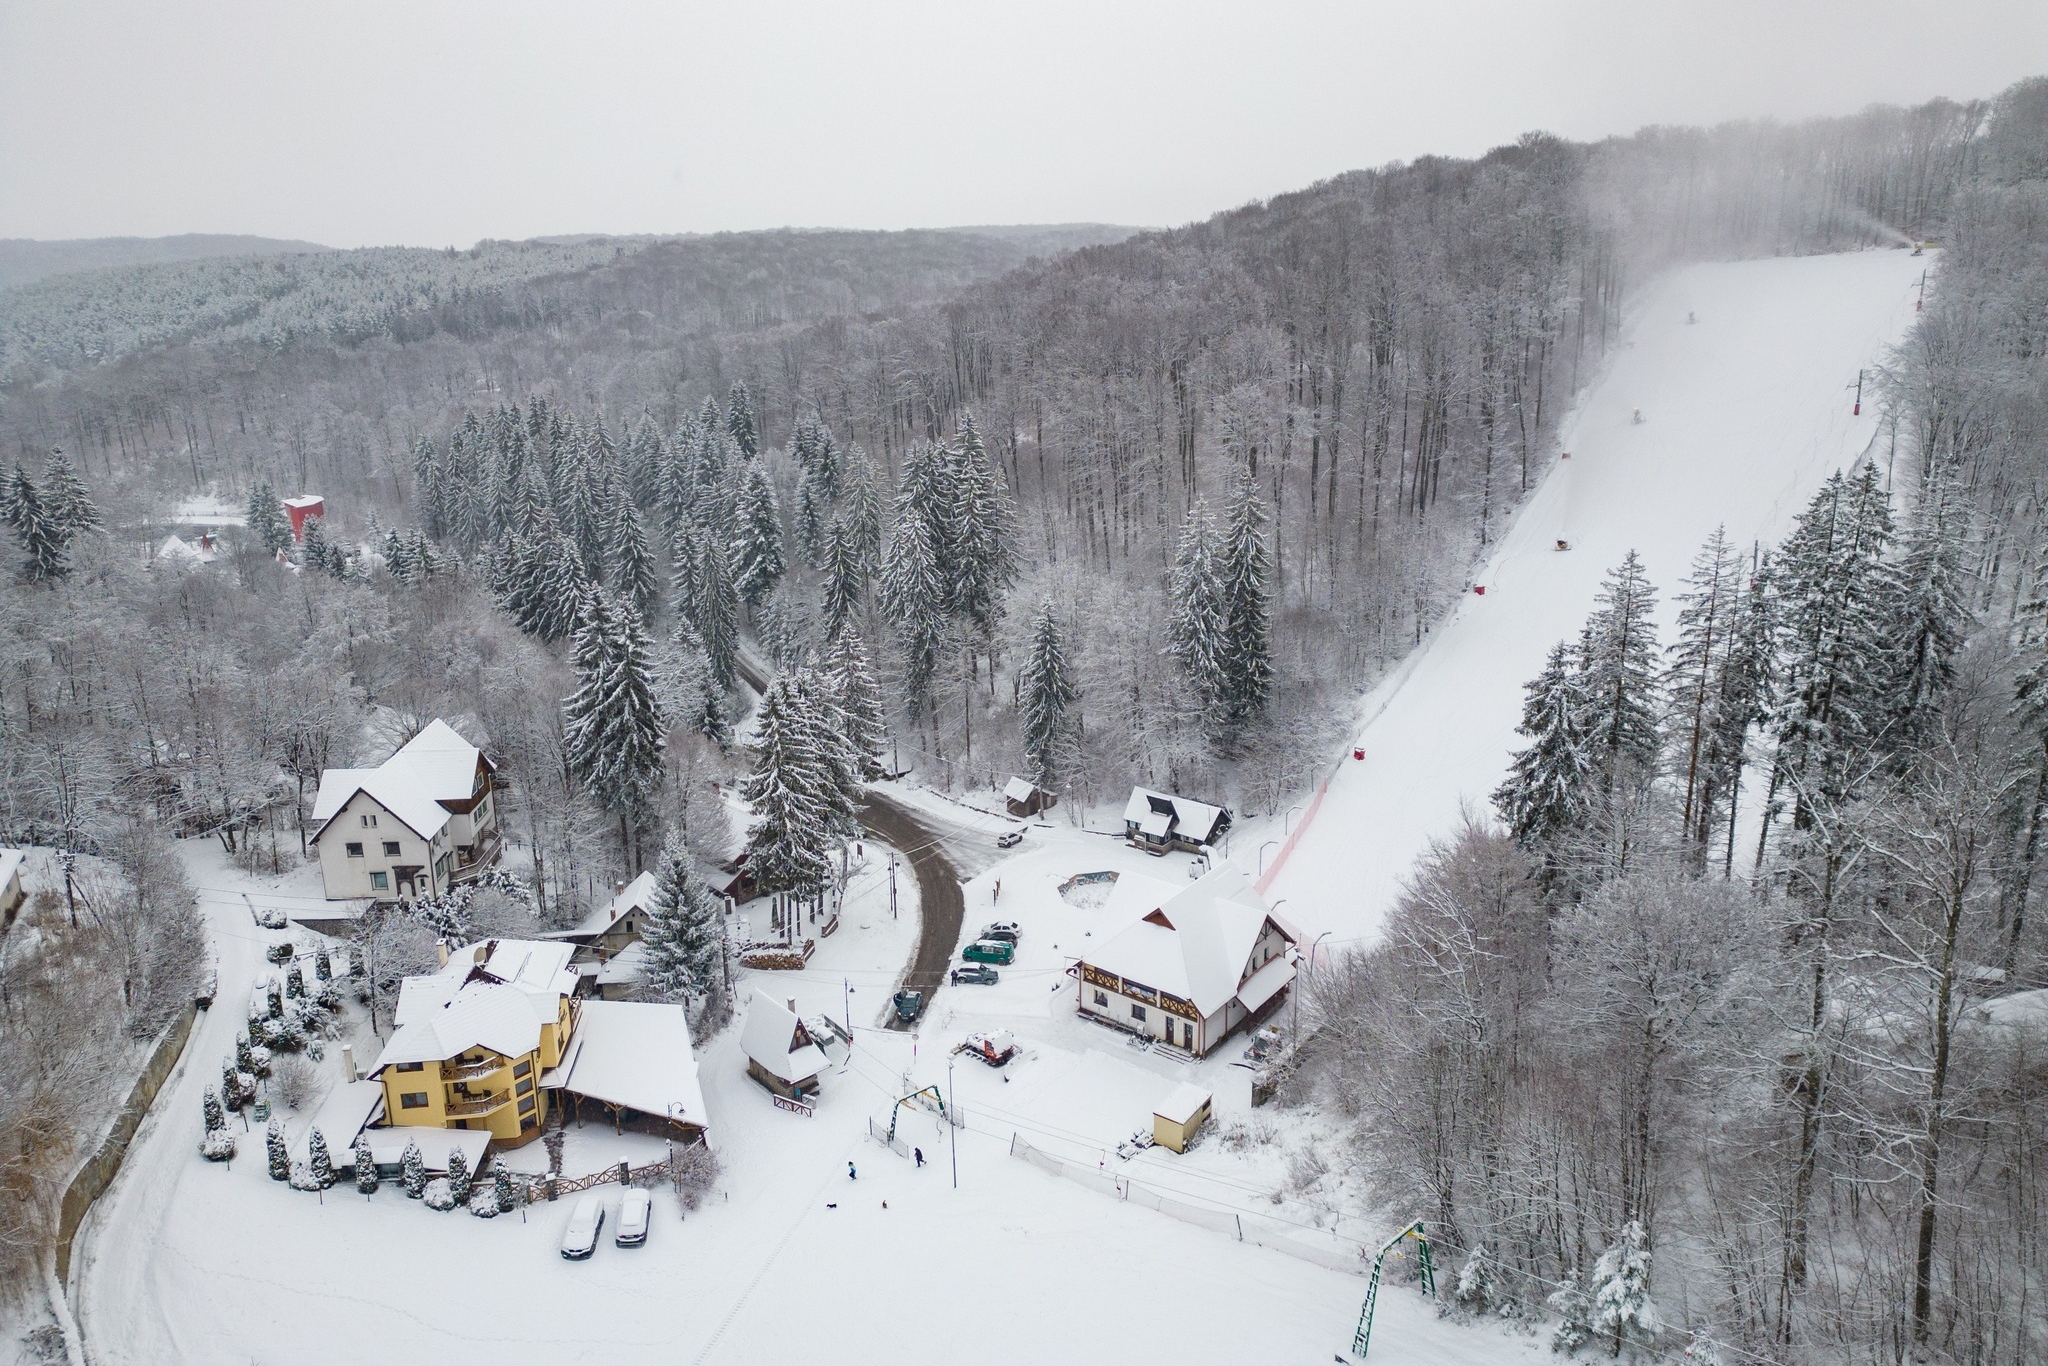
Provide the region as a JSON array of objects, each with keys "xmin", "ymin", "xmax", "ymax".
[{"xmin": 3, "ymin": 0, "xmax": 2044, "ymax": 249}]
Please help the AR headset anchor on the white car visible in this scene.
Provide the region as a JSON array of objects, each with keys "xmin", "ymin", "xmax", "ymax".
[
  {"xmin": 615, "ymin": 1188, "xmax": 651, "ymax": 1247},
  {"xmin": 559, "ymin": 1195, "xmax": 604, "ymax": 1260}
]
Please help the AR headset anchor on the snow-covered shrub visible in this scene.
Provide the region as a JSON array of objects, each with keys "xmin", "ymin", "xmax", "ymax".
[
  {"xmin": 467, "ymin": 1187, "xmax": 501, "ymax": 1218},
  {"xmin": 265, "ymin": 941, "xmax": 294, "ymax": 964},
  {"xmin": 1547, "ymin": 1274, "xmax": 1591, "ymax": 1354},
  {"xmin": 201, "ymin": 1087, "xmax": 225, "ymax": 1133},
  {"xmin": 1455, "ymin": 1246, "xmax": 1498, "ymax": 1316},
  {"xmin": 671, "ymin": 1142, "xmax": 721, "ymax": 1211},
  {"xmin": 269, "ymin": 1054, "xmax": 321, "ymax": 1109},
  {"xmin": 246, "ymin": 1044, "xmax": 273, "ymax": 1076},
  {"xmin": 307, "ymin": 1128, "xmax": 335, "ymax": 1187},
  {"xmin": 200, "ymin": 1129, "xmax": 237, "ymax": 1162},
  {"xmin": 401, "ymin": 1140, "xmax": 426, "ymax": 1198},
  {"xmin": 254, "ymin": 906, "xmax": 288, "ymax": 930},
  {"xmin": 313, "ymin": 981, "xmax": 343, "ymax": 1012},
  {"xmin": 288, "ymin": 1160, "xmax": 325, "ymax": 1191},
  {"xmin": 446, "ymin": 1150, "xmax": 472, "ymax": 1205},
  {"xmin": 353, "ymin": 1135, "xmax": 378, "ymax": 1195},
  {"xmin": 285, "ymin": 964, "xmax": 305, "ymax": 998},
  {"xmin": 1589, "ymin": 1221, "xmax": 1658, "ymax": 1357},
  {"xmin": 422, "ymin": 1177, "xmax": 456, "ymax": 1211},
  {"xmin": 261, "ymin": 1015, "xmax": 307, "ymax": 1053},
  {"xmin": 314, "ymin": 948, "xmax": 332, "ymax": 981},
  {"xmin": 265, "ymin": 1119, "xmax": 289, "ymax": 1181}
]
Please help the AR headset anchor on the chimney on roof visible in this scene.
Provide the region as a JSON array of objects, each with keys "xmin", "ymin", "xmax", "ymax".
[
  {"xmin": 787, "ymin": 998, "xmax": 797, "ymax": 1014},
  {"xmin": 616, "ymin": 880, "xmax": 627, "ymax": 896},
  {"xmin": 436, "ymin": 939, "xmax": 449, "ymax": 967},
  {"xmin": 341, "ymin": 1044, "xmax": 358, "ymax": 1084}
]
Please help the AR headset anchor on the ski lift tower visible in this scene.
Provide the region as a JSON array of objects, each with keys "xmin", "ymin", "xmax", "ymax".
[{"xmin": 1349, "ymin": 1220, "xmax": 1436, "ymax": 1357}]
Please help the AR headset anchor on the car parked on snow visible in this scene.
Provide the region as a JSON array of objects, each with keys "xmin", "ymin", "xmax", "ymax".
[
  {"xmin": 951, "ymin": 964, "xmax": 1000, "ymax": 986},
  {"xmin": 980, "ymin": 921, "xmax": 1021, "ymax": 943},
  {"xmin": 996, "ymin": 829, "xmax": 1024, "ymax": 848},
  {"xmin": 615, "ymin": 1189, "xmax": 651, "ymax": 1247},
  {"xmin": 893, "ymin": 990, "xmax": 925, "ymax": 1022},
  {"xmin": 961, "ymin": 939, "xmax": 1015, "ymax": 965},
  {"xmin": 560, "ymin": 1195, "xmax": 605, "ymax": 1260}
]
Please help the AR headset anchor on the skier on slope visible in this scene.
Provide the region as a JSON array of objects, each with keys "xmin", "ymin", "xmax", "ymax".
[{"xmin": 1632, "ymin": 408, "xmax": 1645, "ymax": 424}]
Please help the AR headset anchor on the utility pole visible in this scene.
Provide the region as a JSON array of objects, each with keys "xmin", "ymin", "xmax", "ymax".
[
  {"xmin": 948, "ymin": 1056, "xmax": 958, "ymax": 1189},
  {"xmin": 843, "ymin": 977, "xmax": 853, "ymax": 1042},
  {"xmin": 889, "ymin": 854, "xmax": 898, "ymax": 920}
]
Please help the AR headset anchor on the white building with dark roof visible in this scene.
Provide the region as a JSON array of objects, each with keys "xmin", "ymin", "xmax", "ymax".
[
  {"xmin": 1122, "ymin": 787, "xmax": 1231, "ymax": 855},
  {"xmin": 309, "ymin": 719, "xmax": 500, "ymax": 902},
  {"xmin": 1073, "ymin": 869, "xmax": 1296, "ymax": 1057}
]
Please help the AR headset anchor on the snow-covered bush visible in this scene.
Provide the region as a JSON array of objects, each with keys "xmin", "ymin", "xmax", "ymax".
[
  {"xmin": 1455, "ymin": 1246, "xmax": 1498, "ymax": 1317},
  {"xmin": 265, "ymin": 1119, "xmax": 289, "ymax": 1181},
  {"xmin": 422, "ymin": 1177, "xmax": 456, "ymax": 1211},
  {"xmin": 314, "ymin": 948, "xmax": 332, "ymax": 981},
  {"xmin": 401, "ymin": 1140, "xmax": 426, "ymax": 1198},
  {"xmin": 201, "ymin": 1087, "xmax": 225, "ymax": 1133},
  {"xmin": 269, "ymin": 1054, "xmax": 321, "ymax": 1109},
  {"xmin": 261, "ymin": 1015, "xmax": 307, "ymax": 1053},
  {"xmin": 288, "ymin": 1160, "xmax": 325, "ymax": 1191},
  {"xmin": 246, "ymin": 1044, "xmax": 273, "ymax": 1076},
  {"xmin": 1589, "ymin": 1221, "xmax": 1658, "ymax": 1357},
  {"xmin": 354, "ymin": 1135, "xmax": 378, "ymax": 1195},
  {"xmin": 446, "ymin": 1150, "xmax": 472, "ymax": 1205},
  {"xmin": 1548, "ymin": 1274, "xmax": 1592, "ymax": 1355},
  {"xmin": 671, "ymin": 1142, "xmax": 721, "ymax": 1211},
  {"xmin": 467, "ymin": 1188, "xmax": 501, "ymax": 1218},
  {"xmin": 285, "ymin": 964, "xmax": 305, "ymax": 998},
  {"xmin": 307, "ymin": 1128, "xmax": 335, "ymax": 1187},
  {"xmin": 200, "ymin": 1129, "xmax": 237, "ymax": 1162}
]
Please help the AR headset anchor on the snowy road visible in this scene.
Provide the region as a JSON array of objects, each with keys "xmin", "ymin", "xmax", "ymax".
[{"xmin": 1260, "ymin": 250, "xmax": 1930, "ymax": 945}]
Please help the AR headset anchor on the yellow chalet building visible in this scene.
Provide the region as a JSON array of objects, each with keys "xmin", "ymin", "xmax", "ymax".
[
  {"xmin": 370, "ymin": 939, "xmax": 580, "ymax": 1146},
  {"xmin": 309, "ymin": 720, "xmax": 501, "ymax": 903}
]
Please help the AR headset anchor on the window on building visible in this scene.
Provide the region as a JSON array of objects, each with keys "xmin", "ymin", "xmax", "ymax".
[
  {"xmin": 382, "ymin": 841, "xmax": 401, "ymax": 857},
  {"xmin": 520, "ymin": 1114, "xmax": 537, "ymax": 1131},
  {"xmin": 395, "ymin": 1061, "xmax": 423, "ymax": 1073},
  {"xmin": 361, "ymin": 813, "xmax": 377, "ymax": 828},
  {"xmin": 369, "ymin": 871, "xmax": 388, "ymax": 891},
  {"xmin": 519, "ymin": 1095, "xmax": 535, "ymax": 1114},
  {"xmin": 513, "ymin": 1059, "xmax": 531, "ymax": 1078},
  {"xmin": 1130, "ymin": 1004, "xmax": 1147, "ymax": 1022},
  {"xmin": 1093, "ymin": 991, "xmax": 1108, "ymax": 1008},
  {"xmin": 516, "ymin": 1078, "xmax": 533, "ymax": 1096},
  {"xmin": 400, "ymin": 1092, "xmax": 429, "ymax": 1109},
  {"xmin": 475, "ymin": 799, "xmax": 490, "ymax": 823}
]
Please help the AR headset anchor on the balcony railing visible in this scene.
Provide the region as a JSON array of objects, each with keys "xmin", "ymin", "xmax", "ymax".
[
  {"xmin": 443, "ymin": 1091, "xmax": 511, "ymax": 1119},
  {"xmin": 441, "ymin": 1055, "xmax": 507, "ymax": 1083}
]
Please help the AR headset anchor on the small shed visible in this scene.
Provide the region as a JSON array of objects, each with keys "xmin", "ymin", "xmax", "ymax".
[
  {"xmin": 739, "ymin": 990, "xmax": 827, "ymax": 1101},
  {"xmin": 282, "ymin": 494, "xmax": 326, "ymax": 541},
  {"xmin": 1152, "ymin": 1083, "xmax": 1213, "ymax": 1153},
  {"xmin": 1003, "ymin": 776, "xmax": 1055, "ymax": 818}
]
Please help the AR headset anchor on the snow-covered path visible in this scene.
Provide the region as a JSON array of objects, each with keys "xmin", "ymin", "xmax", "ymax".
[{"xmin": 1260, "ymin": 250, "xmax": 1929, "ymax": 944}]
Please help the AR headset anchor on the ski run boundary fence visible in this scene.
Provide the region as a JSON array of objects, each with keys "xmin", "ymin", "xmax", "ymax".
[{"xmin": 1008, "ymin": 1136, "xmax": 1367, "ymax": 1277}]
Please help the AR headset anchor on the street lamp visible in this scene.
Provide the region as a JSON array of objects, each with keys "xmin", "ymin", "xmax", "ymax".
[
  {"xmin": 1294, "ymin": 928, "xmax": 1332, "ymax": 1044},
  {"xmin": 1283, "ymin": 804, "xmax": 1304, "ymax": 836},
  {"xmin": 1258, "ymin": 840, "xmax": 1279, "ymax": 876},
  {"xmin": 947, "ymin": 1056, "xmax": 958, "ymax": 1189}
]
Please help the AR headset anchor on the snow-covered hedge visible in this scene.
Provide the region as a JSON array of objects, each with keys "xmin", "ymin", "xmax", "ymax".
[
  {"xmin": 287, "ymin": 1160, "xmax": 325, "ymax": 1191},
  {"xmin": 200, "ymin": 1130, "xmax": 237, "ymax": 1162},
  {"xmin": 467, "ymin": 1189, "xmax": 501, "ymax": 1218},
  {"xmin": 422, "ymin": 1178, "xmax": 457, "ymax": 1211}
]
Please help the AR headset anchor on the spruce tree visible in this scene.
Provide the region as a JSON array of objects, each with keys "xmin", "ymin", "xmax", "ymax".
[
  {"xmin": 1588, "ymin": 1220, "xmax": 1659, "ymax": 1357},
  {"xmin": 1494, "ymin": 640, "xmax": 1594, "ymax": 850},
  {"xmin": 1166, "ymin": 502, "xmax": 1227, "ymax": 706},
  {"xmin": 695, "ymin": 536, "xmax": 741, "ymax": 690},
  {"xmin": 742, "ymin": 675, "xmax": 837, "ymax": 901},
  {"xmin": 731, "ymin": 461, "xmax": 786, "ymax": 606},
  {"xmin": 39, "ymin": 449, "xmax": 100, "ymax": 536},
  {"xmin": 612, "ymin": 502, "xmax": 660, "ymax": 623},
  {"xmin": 354, "ymin": 1133, "xmax": 379, "ymax": 1194},
  {"xmin": 11, "ymin": 474, "xmax": 70, "ymax": 583},
  {"xmin": 840, "ymin": 446, "xmax": 884, "ymax": 576},
  {"xmin": 641, "ymin": 833, "xmax": 728, "ymax": 1005},
  {"xmin": 493, "ymin": 1161, "xmax": 515, "ymax": 1213},
  {"xmin": 266, "ymin": 1119, "xmax": 290, "ymax": 1181},
  {"xmin": 447, "ymin": 1148, "xmax": 472, "ymax": 1205},
  {"xmin": 666, "ymin": 622, "xmax": 732, "ymax": 746},
  {"xmin": 1698, "ymin": 556, "xmax": 1775, "ymax": 870},
  {"xmin": 824, "ymin": 626, "xmax": 887, "ymax": 779},
  {"xmin": 246, "ymin": 481, "xmax": 295, "ymax": 556},
  {"xmin": 726, "ymin": 381, "xmax": 758, "ymax": 458},
  {"xmin": 879, "ymin": 509, "xmax": 950, "ymax": 717},
  {"xmin": 401, "ymin": 1139, "xmax": 427, "ymax": 1198},
  {"xmin": 1018, "ymin": 600, "xmax": 1080, "ymax": 786},
  {"xmin": 300, "ymin": 515, "xmax": 332, "ymax": 573},
  {"xmin": 203, "ymin": 1087, "xmax": 226, "ymax": 1133},
  {"xmin": 1665, "ymin": 527, "xmax": 1741, "ymax": 861},
  {"xmin": 820, "ymin": 515, "xmax": 866, "ymax": 641},
  {"xmin": 1581, "ymin": 551, "xmax": 1661, "ymax": 789},
  {"xmin": 0, "ymin": 465, "xmax": 27, "ymax": 528},
  {"xmin": 948, "ymin": 415, "xmax": 1019, "ymax": 642},
  {"xmin": 1215, "ymin": 468, "xmax": 1274, "ymax": 739},
  {"xmin": 1888, "ymin": 469, "xmax": 1971, "ymax": 752},
  {"xmin": 563, "ymin": 590, "xmax": 668, "ymax": 855},
  {"xmin": 795, "ymin": 666, "xmax": 864, "ymax": 843}
]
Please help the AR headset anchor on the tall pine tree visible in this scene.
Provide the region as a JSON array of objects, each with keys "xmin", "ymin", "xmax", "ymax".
[
  {"xmin": 1018, "ymin": 600, "xmax": 1080, "ymax": 786},
  {"xmin": 563, "ymin": 589, "xmax": 668, "ymax": 863},
  {"xmin": 731, "ymin": 462, "xmax": 786, "ymax": 606},
  {"xmin": 1494, "ymin": 640, "xmax": 1594, "ymax": 851},
  {"xmin": 640, "ymin": 833, "xmax": 728, "ymax": 1014},
  {"xmin": 1581, "ymin": 551, "xmax": 1662, "ymax": 790},
  {"xmin": 1214, "ymin": 468, "xmax": 1274, "ymax": 741}
]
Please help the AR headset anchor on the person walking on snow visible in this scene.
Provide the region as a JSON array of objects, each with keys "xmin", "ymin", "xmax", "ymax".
[
  {"xmin": 914, "ymin": 1147, "xmax": 925, "ymax": 1168},
  {"xmin": 847, "ymin": 1161, "xmax": 857, "ymax": 1180}
]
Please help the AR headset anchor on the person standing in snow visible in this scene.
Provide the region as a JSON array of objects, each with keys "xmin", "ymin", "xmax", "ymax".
[
  {"xmin": 847, "ymin": 1161, "xmax": 857, "ymax": 1180},
  {"xmin": 914, "ymin": 1147, "xmax": 925, "ymax": 1168}
]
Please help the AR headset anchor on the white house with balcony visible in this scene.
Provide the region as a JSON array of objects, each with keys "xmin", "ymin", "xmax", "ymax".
[{"xmin": 309, "ymin": 720, "xmax": 501, "ymax": 902}]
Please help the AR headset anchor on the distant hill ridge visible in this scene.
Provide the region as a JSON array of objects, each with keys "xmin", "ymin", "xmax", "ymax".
[{"xmin": 0, "ymin": 234, "xmax": 332, "ymax": 289}]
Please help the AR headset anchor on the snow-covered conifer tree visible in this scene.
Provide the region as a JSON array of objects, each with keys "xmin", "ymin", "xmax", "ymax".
[
  {"xmin": 1494, "ymin": 640, "xmax": 1593, "ymax": 851},
  {"xmin": 11, "ymin": 474, "xmax": 69, "ymax": 583},
  {"xmin": 1166, "ymin": 502, "xmax": 1226, "ymax": 705},
  {"xmin": 948, "ymin": 415, "xmax": 1019, "ymax": 642},
  {"xmin": 879, "ymin": 509, "xmax": 950, "ymax": 716},
  {"xmin": 824, "ymin": 626, "xmax": 887, "ymax": 780},
  {"xmin": 611, "ymin": 501, "xmax": 660, "ymax": 622},
  {"xmin": 493, "ymin": 1161, "xmax": 515, "ymax": 1212},
  {"xmin": 308, "ymin": 1128, "xmax": 334, "ymax": 1187},
  {"xmin": 820, "ymin": 516, "xmax": 866, "ymax": 641},
  {"xmin": 695, "ymin": 536, "xmax": 741, "ymax": 690},
  {"xmin": 1665, "ymin": 526, "xmax": 1741, "ymax": 859},
  {"xmin": 39, "ymin": 449, "xmax": 100, "ymax": 536},
  {"xmin": 266, "ymin": 1119, "xmax": 290, "ymax": 1181},
  {"xmin": 839, "ymin": 445, "xmax": 883, "ymax": 575},
  {"xmin": 1588, "ymin": 1220, "xmax": 1659, "ymax": 1357},
  {"xmin": 1548, "ymin": 1274, "xmax": 1592, "ymax": 1354},
  {"xmin": 446, "ymin": 1149, "xmax": 472, "ymax": 1205},
  {"xmin": 563, "ymin": 589, "xmax": 667, "ymax": 856},
  {"xmin": 726, "ymin": 381, "xmax": 758, "ymax": 458},
  {"xmin": 246, "ymin": 480, "xmax": 296, "ymax": 556},
  {"xmin": 1888, "ymin": 469, "xmax": 1970, "ymax": 752},
  {"xmin": 1581, "ymin": 551, "xmax": 1661, "ymax": 789},
  {"xmin": 202, "ymin": 1087, "xmax": 225, "ymax": 1133},
  {"xmin": 401, "ymin": 1139, "xmax": 427, "ymax": 1198},
  {"xmin": 742, "ymin": 675, "xmax": 836, "ymax": 900},
  {"xmin": 1018, "ymin": 600, "xmax": 1080, "ymax": 786},
  {"xmin": 1214, "ymin": 468, "xmax": 1274, "ymax": 739},
  {"xmin": 1454, "ymin": 1245, "xmax": 1497, "ymax": 1316},
  {"xmin": 354, "ymin": 1133, "xmax": 379, "ymax": 1194},
  {"xmin": 731, "ymin": 461, "xmax": 786, "ymax": 606},
  {"xmin": 640, "ymin": 834, "xmax": 728, "ymax": 1014}
]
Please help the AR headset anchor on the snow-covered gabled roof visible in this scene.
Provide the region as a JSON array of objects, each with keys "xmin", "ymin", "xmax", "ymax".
[
  {"xmin": 309, "ymin": 719, "xmax": 492, "ymax": 846},
  {"xmin": 1004, "ymin": 776, "xmax": 1039, "ymax": 803},
  {"xmin": 594, "ymin": 941, "xmax": 648, "ymax": 987},
  {"xmin": 0, "ymin": 848, "xmax": 24, "ymax": 890},
  {"xmin": 1121, "ymin": 787, "xmax": 1228, "ymax": 844},
  {"xmin": 372, "ymin": 983, "xmax": 543, "ymax": 1069},
  {"xmin": 1153, "ymin": 1083, "xmax": 1212, "ymax": 1126},
  {"xmin": 1080, "ymin": 869, "xmax": 1294, "ymax": 1017},
  {"xmin": 539, "ymin": 1000, "xmax": 709, "ymax": 1132},
  {"xmin": 556, "ymin": 871, "xmax": 660, "ymax": 940},
  {"xmin": 739, "ymin": 990, "xmax": 828, "ymax": 1084}
]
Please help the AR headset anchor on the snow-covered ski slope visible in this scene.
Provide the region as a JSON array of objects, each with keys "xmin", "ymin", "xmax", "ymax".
[{"xmin": 1261, "ymin": 250, "xmax": 1928, "ymax": 943}]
